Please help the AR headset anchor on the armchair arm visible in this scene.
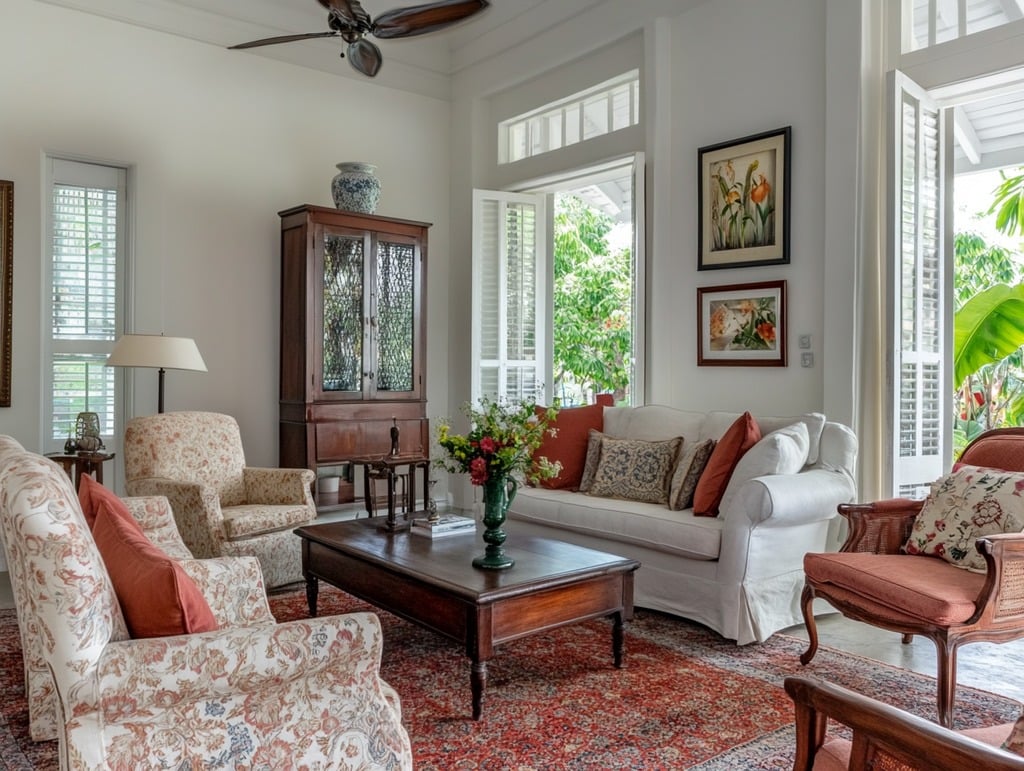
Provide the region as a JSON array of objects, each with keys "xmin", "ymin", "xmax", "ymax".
[
  {"xmin": 243, "ymin": 467, "xmax": 316, "ymax": 506},
  {"xmin": 126, "ymin": 478, "xmax": 225, "ymax": 558},
  {"xmin": 722, "ymin": 468, "xmax": 856, "ymax": 528},
  {"xmin": 784, "ymin": 675, "xmax": 1023, "ymax": 770},
  {"xmin": 178, "ymin": 556, "xmax": 274, "ymax": 627},
  {"xmin": 971, "ymin": 533, "xmax": 1024, "ymax": 627},
  {"xmin": 122, "ymin": 495, "xmax": 193, "ymax": 560},
  {"xmin": 95, "ymin": 612, "xmax": 387, "ymax": 719},
  {"xmin": 838, "ymin": 498, "xmax": 923, "ymax": 554}
]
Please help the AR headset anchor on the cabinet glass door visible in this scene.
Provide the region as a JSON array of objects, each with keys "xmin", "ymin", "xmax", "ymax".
[
  {"xmin": 322, "ymin": 232, "xmax": 365, "ymax": 393},
  {"xmin": 374, "ymin": 238, "xmax": 416, "ymax": 394}
]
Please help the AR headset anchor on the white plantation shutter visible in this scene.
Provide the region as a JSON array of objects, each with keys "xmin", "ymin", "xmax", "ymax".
[
  {"xmin": 45, "ymin": 158, "xmax": 127, "ymax": 445},
  {"xmin": 889, "ymin": 71, "xmax": 953, "ymax": 497},
  {"xmin": 472, "ymin": 190, "xmax": 549, "ymax": 404}
]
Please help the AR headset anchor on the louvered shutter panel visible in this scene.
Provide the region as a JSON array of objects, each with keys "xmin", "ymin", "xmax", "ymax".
[
  {"xmin": 889, "ymin": 71, "xmax": 953, "ymax": 497},
  {"xmin": 472, "ymin": 190, "xmax": 548, "ymax": 404}
]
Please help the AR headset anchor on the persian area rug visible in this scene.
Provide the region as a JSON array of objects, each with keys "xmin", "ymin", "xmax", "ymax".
[{"xmin": 1, "ymin": 587, "xmax": 1018, "ymax": 770}]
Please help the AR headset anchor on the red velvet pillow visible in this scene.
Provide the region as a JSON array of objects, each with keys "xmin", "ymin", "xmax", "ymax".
[
  {"xmin": 693, "ymin": 412, "xmax": 762, "ymax": 517},
  {"xmin": 534, "ymin": 394, "xmax": 615, "ymax": 490},
  {"xmin": 91, "ymin": 494, "xmax": 218, "ymax": 638},
  {"xmin": 78, "ymin": 473, "xmax": 120, "ymax": 530}
]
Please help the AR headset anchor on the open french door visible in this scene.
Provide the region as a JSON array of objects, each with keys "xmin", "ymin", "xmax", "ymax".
[
  {"xmin": 888, "ymin": 70, "xmax": 954, "ymax": 497},
  {"xmin": 471, "ymin": 190, "xmax": 550, "ymax": 405}
]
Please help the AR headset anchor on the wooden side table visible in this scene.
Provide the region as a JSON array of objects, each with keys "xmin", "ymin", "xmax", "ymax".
[
  {"xmin": 46, "ymin": 452, "xmax": 116, "ymax": 490},
  {"xmin": 350, "ymin": 454, "xmax": 431, "ymax": 532}
]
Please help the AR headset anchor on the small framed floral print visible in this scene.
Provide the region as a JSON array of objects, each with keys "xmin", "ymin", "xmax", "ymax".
[
  {"xmin": 698, "ymin": 126, "xmax": 790, "ymax": 270},
  {"xmin": 697, "ymin": 280, "xmax": 787, "ymax": 367}
]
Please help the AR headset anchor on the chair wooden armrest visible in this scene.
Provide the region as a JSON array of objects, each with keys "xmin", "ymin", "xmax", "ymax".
[
  {"xmin": 784, "ymin": 675, "xmax": 1024, "ymax": 770},
  {"xmin": 837, "ymin": 498, "xmax": 923, "ymax": 554},
  {"xmin": 972, "ymin": 533, "xmax": 1024, "ymax": 626}
]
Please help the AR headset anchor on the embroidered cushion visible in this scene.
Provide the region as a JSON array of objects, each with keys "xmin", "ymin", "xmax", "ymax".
[
  {"xmin": 586, "ymin": 436, "xmax": 683, "ymax": 504},
  {"xmin": 92, "ymin": 491, "xmax": 219, "ymax": 638},
  {"xmin": 579, "ymin": 429, "xmax": 606, "ymax": 493},
  {"xmin": 903, "ymin": 464, "xmax": 1024, "ymax": 572},
  {"xmin": 693, "ymin": 412, "xmax": 762, "ymax": 517},
  {"xmin": 667, "ymin": 438, "xmax": 715, "ymax": 511},
  {"xmin": 533, "ymin": 395, "xmax": 614, "ymax": 490}
]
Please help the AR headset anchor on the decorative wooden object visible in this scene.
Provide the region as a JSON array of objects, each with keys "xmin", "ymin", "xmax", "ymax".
[{"xmin": 278, "ymin": 205, "xmax": 430, "ymax": 510}]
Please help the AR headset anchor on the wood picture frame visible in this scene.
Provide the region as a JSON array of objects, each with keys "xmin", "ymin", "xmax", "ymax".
[
  {"xmin": 698, "ymin": 126, "xmax": 791, "ymax": 270},
  {"xmin": 0, "ymin": 180, "xmax": 11, "ymax": 407},
  {"xmin": 697, "ymin": 280, "xmax": 787, "ymax": 367}
]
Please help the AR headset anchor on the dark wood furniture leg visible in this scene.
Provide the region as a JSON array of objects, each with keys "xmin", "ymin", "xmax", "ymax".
[
  {"xmin": 305, "ymin": 576, "xmax": 319, "ymax": 617},
  {"xmin": 471, "ymin": 659, "xmax": 487, "ymax": 720},
  {"xmin": 613, "ymin": 611, "xmax": 625, "ymax": 668}
]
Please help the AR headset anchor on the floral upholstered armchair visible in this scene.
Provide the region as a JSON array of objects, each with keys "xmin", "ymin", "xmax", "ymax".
[
  {"xmin": 0, "ymin": 436, "xmax": 412, "ymax": 770},
  {"xmin": 123, "ymin": 411, "xmax": 316, "ymax": 588}
]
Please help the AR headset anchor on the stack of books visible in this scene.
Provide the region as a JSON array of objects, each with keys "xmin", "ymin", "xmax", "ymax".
[{"xmin": 410, "ymin": 514, "xmax": 476, "ymax": 539}]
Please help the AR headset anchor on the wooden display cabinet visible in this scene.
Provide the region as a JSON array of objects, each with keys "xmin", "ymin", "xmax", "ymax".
[{"xmin": 278, "ymin": 204, "xmax": 430, "ymax": 509}]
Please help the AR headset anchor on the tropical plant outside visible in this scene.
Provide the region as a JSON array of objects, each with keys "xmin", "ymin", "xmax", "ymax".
[
  {"xmin": 953, "ymin": 166, "xmax": 1024, "ymax": 454},
  {"xmin": 552, "ymin": 194, "xmax": 632, "ymax": 405}
]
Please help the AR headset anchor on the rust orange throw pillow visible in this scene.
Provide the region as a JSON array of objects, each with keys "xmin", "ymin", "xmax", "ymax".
[
  {"xmin": 535, "ymin": 394, "xmax": 615, "ymax": 490},
  {"xmin": 693, "ymin": 411, "xmax": 762, "ymax": 517},
  {"xmin": 89, "ymin": 481, "xmax": 218, "ymax": 638},
  {"xmin": 78, "ymin": 473, "xmax": 119, "ymax": 530}
]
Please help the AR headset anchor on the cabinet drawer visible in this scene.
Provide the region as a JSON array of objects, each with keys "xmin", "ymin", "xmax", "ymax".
[{"xmin": 315, "ymin": 418, "xmax": 428, "ymax": 463}]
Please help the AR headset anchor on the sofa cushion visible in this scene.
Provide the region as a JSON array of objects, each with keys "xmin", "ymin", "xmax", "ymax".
[
  {"xmin": 603, "ymin": 405, "xmax": 705, "ymax": 442},
  {"xmin": 693, "ymin": 412, "xmax": 761, "ymax": 517},
  {"xmin": 903, "ymin": 465, "xmax": 1024, "ymax": 572},
  {"xmin": 718, "ymin": 422, "xmax": 810, "ymax": 514},
  {"xmin": 221, "ymin": 504, "xmax": 316, "ymax": 540},
  {"xmin": 587, "ymin": 436, "xmax": 683, "ymax": 504},
  {"xmin": 702, "ymin": 411, "xmax": 826, "ymax": 465},
  {"xmin": 513, "ymin": 486, "xmax": 724, "ymax": 560},
  {"xmin": 78, "ymin": 473, "xmax": 123, "ymax": 530},
  {"xmin": 668, "ymin": 438, "xmax": 716, "ymax": 511},
  {"xmin": 533, "ymin": 395, "xmax": 613, "ymax": 490},
  {"xmin": 92, "ymin": 494, "xmax": 219, "ymax": 638},
  {"xmin": 579, "ymin": 429, "xmax": 605, "ymax": 493},
  {"xmin": 804, "ymin": 552, "xmax": 983, "ymax": 624}
]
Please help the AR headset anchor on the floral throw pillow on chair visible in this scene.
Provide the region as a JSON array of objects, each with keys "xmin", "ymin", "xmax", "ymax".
[{"xmin": 903, "ymin": 464, "xmax": 1024, "ymax": 572}]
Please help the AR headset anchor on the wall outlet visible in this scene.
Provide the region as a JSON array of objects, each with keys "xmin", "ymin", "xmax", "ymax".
[
  {"xmin": 798, "ymin": 334, "xmax": 812, "ymax": 349},
  {"xmin": 801, "ymin": 352, "xmax": 814, "ymax": 368}
]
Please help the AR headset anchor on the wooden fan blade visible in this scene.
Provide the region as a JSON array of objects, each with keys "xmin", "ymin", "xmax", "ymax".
[
  {"xmin": 347, "ymin": 38, "xmax": 382, "ymax": 77},
  {"xmin": 318, "ymin": 0, "xmax": 372, "ymax": 31},
  {"xmin": 229, "ymin": 31, "xmax": 338, "ymax": 50},
  {"xmin": 371, "ymin": 0, "xmax": 489, "ymax": 39}
]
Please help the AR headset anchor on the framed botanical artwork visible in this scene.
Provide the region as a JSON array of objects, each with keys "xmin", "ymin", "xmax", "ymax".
[
  {"xmin": 698, "ymin": 126, "xmax": 791, "ymax": 270},
  {"xmin": 697, "ymin": 280, "xmax": 787, "ymax": 367}
]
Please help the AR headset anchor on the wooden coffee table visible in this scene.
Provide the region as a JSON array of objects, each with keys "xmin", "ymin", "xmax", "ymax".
[{"xmin": 295, "ymin": 517, "xmax": 640, "ymax": 719}]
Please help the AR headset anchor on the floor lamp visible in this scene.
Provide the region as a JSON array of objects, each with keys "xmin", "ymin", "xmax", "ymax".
[{"xmin": 106, "ymin": 334, "xmax": 208, "ymax": 413}]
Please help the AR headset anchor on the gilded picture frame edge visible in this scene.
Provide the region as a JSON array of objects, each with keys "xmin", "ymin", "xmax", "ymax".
[
  {"xmin": 697, "ymin": 125, "xmax": 792, "ymax": 271},
  {"xmin": 0, "ymin": 180, "xmax": 11, "ymax": 408},
  {"xmin": 696, "ymin": 279, "xmax": 787, "ymax": 367}
]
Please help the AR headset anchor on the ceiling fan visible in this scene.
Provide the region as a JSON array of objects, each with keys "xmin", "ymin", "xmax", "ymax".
[{"xmin": 228, "ymin": 0, "xmax": 490, "ymax": 78}]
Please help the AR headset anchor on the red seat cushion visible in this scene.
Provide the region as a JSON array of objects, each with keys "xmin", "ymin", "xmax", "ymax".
[
  {"xmin": 804, "ymin": 552, "xmax": 984, "ymax": 625},
  {"xmin": 693, "ymin": 411, "xmax": 761, "ymax": 516},
  {"xmin": 89, "ymin": 481, "xmax": 218, "ymax": 638},
  {"xmin": 534, "ymin": 394, "xmax": 614, "ymax": 490}
]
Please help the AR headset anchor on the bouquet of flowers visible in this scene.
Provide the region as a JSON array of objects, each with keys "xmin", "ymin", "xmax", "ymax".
[{"xmin": 435, "ymin": 397, "xmax": 561, "ymax": 486}]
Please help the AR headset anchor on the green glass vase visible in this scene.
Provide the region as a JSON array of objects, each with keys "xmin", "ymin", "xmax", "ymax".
[{"xmin": 472, "ymin": 475, "xmax": 517, "ymax": 570}]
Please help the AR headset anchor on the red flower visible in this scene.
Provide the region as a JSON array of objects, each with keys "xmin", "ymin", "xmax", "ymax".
[
  {"xmin": 479, "ymin": 436, "xmax": 497, "ymax": 454},
  {"xmin": 470, "ymin": 456, "xmax": 488, "ymax": 485}
]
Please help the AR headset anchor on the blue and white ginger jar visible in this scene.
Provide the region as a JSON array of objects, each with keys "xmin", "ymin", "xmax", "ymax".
[{"xmin": 331, "ymin": 162, "xmax": 381, "ymax": 214}]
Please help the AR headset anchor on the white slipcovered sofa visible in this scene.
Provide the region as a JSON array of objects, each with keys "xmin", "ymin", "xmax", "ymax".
[{"xmin": 508, "ymin": 406, "xmax": 858, "ymax": 644}]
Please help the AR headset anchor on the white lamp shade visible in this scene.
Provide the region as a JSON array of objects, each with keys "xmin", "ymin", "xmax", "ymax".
[{"xmin": 106, "ymin": 334, "xmax": 208, "ymax": 372}]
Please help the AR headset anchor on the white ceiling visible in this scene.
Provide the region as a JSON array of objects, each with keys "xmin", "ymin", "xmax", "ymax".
[{"xmin": 36, "ymin": 0, "xmax": 608, "ymax": 99}]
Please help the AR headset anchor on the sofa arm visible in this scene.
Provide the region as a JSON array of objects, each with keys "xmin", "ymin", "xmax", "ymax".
[
  {"xmin": 95, "ymin": 612, "xmax": 389, "ymax": 718},
  {"xmin": 243, "ymin": 467, "xmax": 316, "ymax": 506},
  {"xmin": 126, "ymin": 478, "xmax": 225, "ymax": 558},
  {"xmin": 838, "ymin": 498, "xmax": 923, "ymax": 554},
  {"xmin": 723, "ymin": 468, "xmax": 857, "ymax": 528},
  {"xmin": 122, "ymin": 495, "xmax": 194, "ymax": 560},
  {"xmin": 178, "ymin": 556, "xmax": 274, "ymax": 627}
]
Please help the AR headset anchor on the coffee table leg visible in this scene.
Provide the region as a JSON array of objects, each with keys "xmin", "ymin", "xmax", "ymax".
[
  {"xmin": 306, "ymin": 576, "xmax": 319, "ymax": 617},
  {"xmin": 471, "ymin": 659, "xmax": 488, "ymax": 720},
  {"xmin": 612, "ymin": 611, "xmax": 625, "ymax": 668}
]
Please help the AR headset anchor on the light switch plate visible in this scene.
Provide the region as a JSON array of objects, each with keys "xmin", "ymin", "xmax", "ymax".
[
  {"xmin": 801, "ymin": 352, "xmax": 814, "ymax": 367},
  {"xmin": 798, "ymin": 334, "xmax": 812, "ymax": 349}
]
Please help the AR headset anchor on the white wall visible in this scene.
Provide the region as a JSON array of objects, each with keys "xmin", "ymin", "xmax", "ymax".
[{"xmin": 0, "ymin": 0, "xmax": 452, "ymax": 477}]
